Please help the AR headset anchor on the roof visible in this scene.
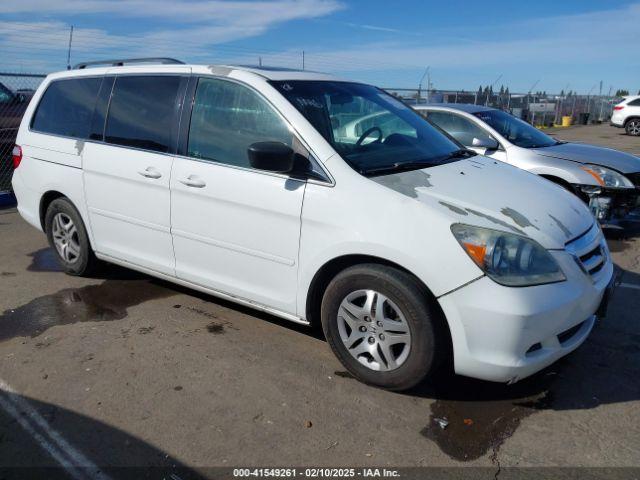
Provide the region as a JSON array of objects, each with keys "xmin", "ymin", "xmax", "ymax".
[
  {"xmin": 52, "ymin": 59, "xmax": 342, "ymax": 82},
  {"xmin": 413, "ymin": 103, "xmax": 496, "ymax": 114},
  {"xmin": 213, "ymin": 64, "xmax": 340, "ymax": 81}
]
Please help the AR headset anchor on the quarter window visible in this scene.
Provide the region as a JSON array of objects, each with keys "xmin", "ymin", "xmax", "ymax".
[
  {"xmin": 187, "ymin": 78, "xmax": 292, "ymax": 168},
  {"xmin": 105, "ymin": 76, "xmax": 182, "ymax": 153},
  {"xmin": 31, "ymin": 77, "xmax": 102, "ymax": 139}
]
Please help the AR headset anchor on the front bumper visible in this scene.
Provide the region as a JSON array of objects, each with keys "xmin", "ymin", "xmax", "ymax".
[
  {"xmin": 572, "ymin": 184, "xmax": 640, "ymax": 224},
  {"xmin": 438, "ymin": 224, "xmax": 613, "ymax": 383}
]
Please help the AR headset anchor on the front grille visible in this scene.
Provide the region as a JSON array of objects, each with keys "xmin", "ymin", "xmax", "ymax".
[
  {"xmin": 558, "ymin": 321, "xmax": 585, "ymax": 344},
  {"xmin": 565, "ymin": 223, "xmax": 607, "ymax": 280}
]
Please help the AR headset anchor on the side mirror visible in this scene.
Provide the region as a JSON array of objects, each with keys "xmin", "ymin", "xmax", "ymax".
[
  {"xmin": 471, "ymin": 136, "xmax": 499, "ymax": 150},
  {"xmin": 247, "ymin": 141, "xmax": 295, "ymax": 173}
]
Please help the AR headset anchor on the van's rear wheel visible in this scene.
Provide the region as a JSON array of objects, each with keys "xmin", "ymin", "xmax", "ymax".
[
  {"xmin": 321, "ymin": 264, "xmax": 447, "ymax": 391},
  {"xmin": 45, "ymin": 198, "xmax": 98, "ymax": 276}
]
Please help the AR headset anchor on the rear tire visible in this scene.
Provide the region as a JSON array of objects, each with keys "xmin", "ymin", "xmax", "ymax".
[
  {"xmin": 44, "ymin": 198, "xmax": 99, "ymax": 276},
  {"xmin": 320, "ymin": 264, "xmax": 448, "ymax": 391},
  {"xmin": 625, "ymin": 119, "xmax": 640, "ymax": 136}
]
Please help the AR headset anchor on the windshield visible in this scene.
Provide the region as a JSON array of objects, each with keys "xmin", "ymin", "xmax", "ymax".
[
  {"xmin": 270, "ymin": 81, "xmax": 467, "ymax": 175},
  {"xmin": 473, "ymin": 110, "xmax": 560, "ymax": 148}
]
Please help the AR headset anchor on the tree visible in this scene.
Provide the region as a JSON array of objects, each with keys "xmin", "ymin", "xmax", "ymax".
[{"xmin": 615, "ymin": 89, "xmax": 629, "ymax": 97}]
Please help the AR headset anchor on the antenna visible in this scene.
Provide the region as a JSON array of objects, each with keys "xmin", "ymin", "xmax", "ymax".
[{"xmin": 66, "ymin": 25, "xmax": 74, "ymax": 70}]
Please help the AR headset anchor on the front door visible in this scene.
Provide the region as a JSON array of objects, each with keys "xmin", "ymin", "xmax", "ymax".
[
  {"xmin": 83, "ymin": 72, "xmax": 189, "ymax": 275},
  {"xmin": 426, "ymin": 110, "xmax": 508, "ymax": 162},
  {"xmin": 170, "ymin": 77, "xmax": 305, "ymax": 314}
]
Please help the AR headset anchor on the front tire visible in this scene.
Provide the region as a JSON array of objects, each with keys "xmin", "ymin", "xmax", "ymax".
[
  {"xmin": 44, "ymin": 198, "xmax": 98, "ymax": 276},
  {"xmin": 320, "ymin": 264, "xmax": 448, "ymax": 391},
  {"xmin": 625, "ymin": 119, "xmax": 640, "ymax": 136}
]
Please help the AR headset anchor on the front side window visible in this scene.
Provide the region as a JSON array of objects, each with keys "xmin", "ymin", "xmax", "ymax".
[
  {"xmin": 187, "ymin": 77, "xmax": 292, "ymax": 168},
  {"xmin": 31, "ymin": 77, "xmax": 102, "ymax": 138},
  {"xmin": 426, "ymin": 111, "xmax": 493, "ymax": 147},
  {"xmin": 473, "ymin": 110, "xmax": 559, "ymax": 148},
  {"xmin": 270, "ymin": 81, "xmax": 467, "ymax": 175},
  {"xmin": 105, "ymin": 76, "xmax": 182, "ymax": 153}
]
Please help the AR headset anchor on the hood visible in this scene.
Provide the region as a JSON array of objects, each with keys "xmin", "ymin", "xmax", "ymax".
[
  {"xmin": 372, "ymin": 156, "xmax": 593, "ymax": 249},
  {"xmin": 534, "ymin": 142, "xmax": 640, "ymax": 173}
]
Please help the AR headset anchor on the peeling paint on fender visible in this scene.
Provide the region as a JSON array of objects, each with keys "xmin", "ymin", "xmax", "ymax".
[{"xmin": 439, "ymin": 201, "xmax": 468, "ymax": 216}]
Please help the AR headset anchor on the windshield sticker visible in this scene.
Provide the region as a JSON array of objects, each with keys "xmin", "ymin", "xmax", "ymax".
[
  {"xmin": 281, "ymin": 83, "xmax": 293, "ymax": 91},
  {"xmin": 296, "ymin": 97, "xmax": 324, "ymax": 109}
]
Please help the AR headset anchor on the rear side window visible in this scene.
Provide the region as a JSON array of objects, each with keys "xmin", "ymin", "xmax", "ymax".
[
  {"xmin": 187, "ymin": 77, "xmax": 292, "ymax": 168},
  {"xmin": 105, "ymin": 76, "xmax": 182, "ymax": 153},
  {"xmin": 31, "ymin": 77, "xmax": 102, "ymax": 138},
  {"xmin": 629, "ymin": 99, "xmax": 640, "ymax": 106}
]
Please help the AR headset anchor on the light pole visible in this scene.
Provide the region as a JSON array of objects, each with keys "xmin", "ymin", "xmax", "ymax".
[
  {"xmin": 486, "ymin": 74, "xmax": 502, "ymax": 106},
  {"xmin": 418, "ymin": 66, "xmax": 430, "ymax": 104}
]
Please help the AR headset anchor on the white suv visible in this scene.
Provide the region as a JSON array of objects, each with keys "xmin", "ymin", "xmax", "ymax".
[
  {"xmin": 611, "ymin": 95, "xmax": 640, "ymax": 135},
  {"xmin": 12, "ymin": 59, "xmax": 613, "ymax": 390}
]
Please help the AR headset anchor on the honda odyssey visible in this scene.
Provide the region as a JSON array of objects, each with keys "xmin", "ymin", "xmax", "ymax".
[{"xmin": 12, "ymin": 59, "xmax": 613, "ymax": 390}]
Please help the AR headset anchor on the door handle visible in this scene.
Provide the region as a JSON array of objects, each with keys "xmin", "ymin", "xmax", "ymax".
[
  {"xmin": 138, "ymin": 167, "xmax": 162, "ymax": 179},
  {"xmin": 179, "ymin": 175, "xmax": 206, "ymax": 188}
]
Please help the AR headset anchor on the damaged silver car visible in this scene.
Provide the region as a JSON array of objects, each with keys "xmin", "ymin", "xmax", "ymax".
[{"xmin": 415, "ymin": 104, "xmax": 640, "ymax": 226}]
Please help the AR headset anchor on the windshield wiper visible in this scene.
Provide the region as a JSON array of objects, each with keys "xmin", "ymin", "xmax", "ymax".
[
  {"xmin": 362, "ymin": 149, "xmax": 476, "ymax": 176},
  {"xmin": 444, "ymin": 148, "xmax": 477, "ymax": 160}
]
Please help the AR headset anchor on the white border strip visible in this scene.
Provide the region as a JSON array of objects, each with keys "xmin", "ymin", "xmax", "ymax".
[{"xmin": 0, "ymin": 378, "xmax": 112, "ymax": 480}]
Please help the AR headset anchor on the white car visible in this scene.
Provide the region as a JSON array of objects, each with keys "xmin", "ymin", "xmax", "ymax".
[
  {"xmin": 611, "ymin": 95, "xmax": 640, "ymax": 136},
  {"xmin": 415, "ymin": 104, "xmax": 640, "ymax": 225},
  {"xmin": 12, "ymin": 59, "xmax": 613, "ymax": 390}
]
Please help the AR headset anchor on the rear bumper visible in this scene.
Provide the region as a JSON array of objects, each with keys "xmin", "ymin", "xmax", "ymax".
[{"xmin": 438, "ymin": 237, "xmax": 613, "ymax": 383}]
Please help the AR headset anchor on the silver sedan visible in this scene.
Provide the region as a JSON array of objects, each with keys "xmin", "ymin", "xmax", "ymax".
[{"xmin": 414, "ymin": 104, "xmax": 640, "ymax": 225}]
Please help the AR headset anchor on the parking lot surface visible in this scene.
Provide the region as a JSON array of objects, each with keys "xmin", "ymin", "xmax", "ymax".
[{"xmin": 1, "ymin": 123, "xmax": 639, "ymax": 477}]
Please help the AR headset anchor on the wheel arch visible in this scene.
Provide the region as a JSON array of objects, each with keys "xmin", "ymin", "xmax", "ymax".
[
  {"xmin": 39, "ymin": 190, "xmax": 66, "ymax": 230},
  {"xmin": 305, "ymin": 254, "xmax": 454, "ymax": 370}
]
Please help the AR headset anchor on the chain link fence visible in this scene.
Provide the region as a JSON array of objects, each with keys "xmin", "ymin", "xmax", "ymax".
[
  {"xmin": 384, "ymin": 88, "xmax": 620, "ymax": 127},
  {"xmin": 0, "ymin": 73, "xmax": 46, "ymax": 192}
]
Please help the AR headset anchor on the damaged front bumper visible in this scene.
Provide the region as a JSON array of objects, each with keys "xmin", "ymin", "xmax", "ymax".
[{"xmin": 572, "ymin": 184, "xmax": 640, "ymax": 226}]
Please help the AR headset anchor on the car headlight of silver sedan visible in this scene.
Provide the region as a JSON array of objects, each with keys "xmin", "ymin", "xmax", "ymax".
[
  {"xmin": 580, "ymin": 164, "xmax": 634, "ymax": 189},
  {"xmin": 451, "ymin": 224, "xmax": 566, "ymax": 287}
]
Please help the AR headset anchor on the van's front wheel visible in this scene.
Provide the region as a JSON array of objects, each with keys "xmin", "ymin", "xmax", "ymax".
[
  {"xmin": 321, "ymin": 264, "xmax": 447, "ymax": 391},
  {"xmin": 45, "ymin": 198, "xmax": 98, "ymax": 276}
]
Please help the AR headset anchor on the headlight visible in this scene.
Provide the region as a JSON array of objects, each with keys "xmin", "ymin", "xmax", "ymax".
[
  {"xmin": 580, "ymin": 164, "xmax": 634, "ymax": 189},
  {"xmin": 451, "ymin": 224, "xmax": 566, "ymax": 287}
]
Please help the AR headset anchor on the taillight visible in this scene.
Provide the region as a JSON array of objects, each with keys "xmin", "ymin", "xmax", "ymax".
[
  {"xmin": 12, "ymin": 145, "xmax": 22, "ymax": 169},
  {"xmin": 613, "ymin": 106, "xmax": 625, "ymax": 111}
]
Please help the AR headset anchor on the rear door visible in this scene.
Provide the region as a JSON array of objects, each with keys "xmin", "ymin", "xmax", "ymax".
[
  {"xmin": 170, "ymin": 76, "xmax": 305, "ymax": 315},
  {"xmin": 83, "ymin": 70, "xmax": 189, "ymax": 275}
]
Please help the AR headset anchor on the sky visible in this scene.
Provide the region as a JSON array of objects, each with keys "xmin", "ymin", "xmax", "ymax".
[{"xmin": 1, "ymin": 0, "xmax": 639, "ymax": 94}]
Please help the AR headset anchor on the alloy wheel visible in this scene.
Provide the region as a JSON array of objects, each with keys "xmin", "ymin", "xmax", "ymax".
[
  {"xmin": 627, "ymin": 120, "xmax": 640, "ymax": 136},
  {"xmin": 51, "ymin": 212, "xmax": 81, "ymax": 263}
]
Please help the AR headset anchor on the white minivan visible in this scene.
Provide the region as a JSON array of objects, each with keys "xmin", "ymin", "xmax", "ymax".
[{"xmin": 12, "ymin": 59, "xmax": 613, "ymax": 390}]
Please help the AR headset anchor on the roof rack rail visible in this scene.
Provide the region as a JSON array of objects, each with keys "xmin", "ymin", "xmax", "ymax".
[{"xmin": 73, "ymin": 57, "xmax": 185, "ymax": 69}]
